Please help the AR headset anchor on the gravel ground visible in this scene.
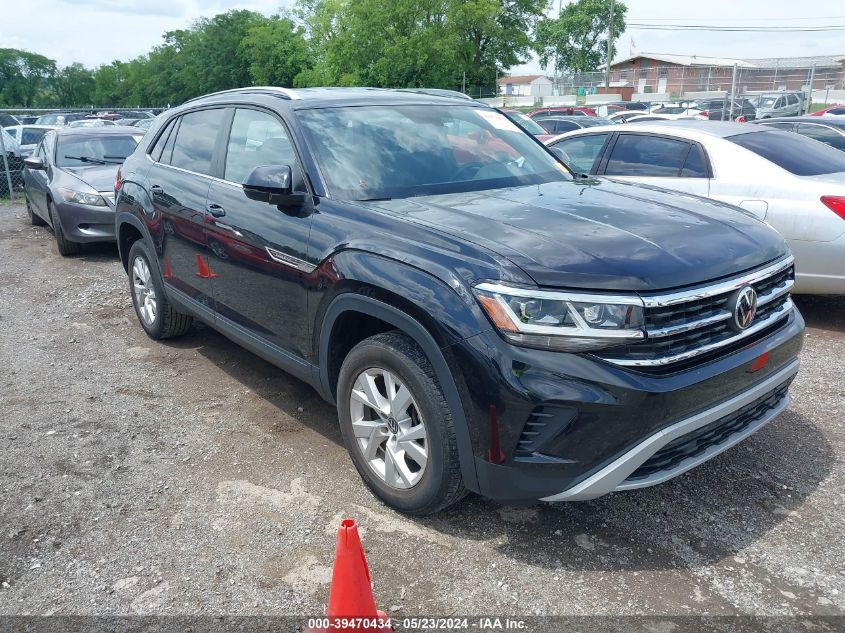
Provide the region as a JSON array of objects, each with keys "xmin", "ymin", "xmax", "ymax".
[{"xmin": 1, "ymin": 199, "xmax": 843, "ymax": 623}]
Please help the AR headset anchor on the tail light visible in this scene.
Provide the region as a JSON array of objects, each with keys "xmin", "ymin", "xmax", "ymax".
[
  {"xmin": 698, "ymin": 110, "xmax": 708, "ymax": 118},
  {"xmin": 114, "ymin": 167, "xmax": 122, "ymax": 193},
  {"xmin": 736, "ymin": 115, "xmax": 747, "ymax": 123},
  {"xmin": 821, "ymin": 196, "xmax": 845, "ymax": 220}
]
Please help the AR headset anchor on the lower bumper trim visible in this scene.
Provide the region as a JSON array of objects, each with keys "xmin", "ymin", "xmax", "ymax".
[{"xmin": 540, "ymin": 358, "xmax": 800, "ymax": 502}]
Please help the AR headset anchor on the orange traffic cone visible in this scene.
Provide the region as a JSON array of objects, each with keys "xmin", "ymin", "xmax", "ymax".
[
  {"xmin": 322, "ymin": 519, "xmax": 392, "ymax": 631},
  {"xmin": 195, "ymin": 254, "xmax": 218, "ymax": 279}
]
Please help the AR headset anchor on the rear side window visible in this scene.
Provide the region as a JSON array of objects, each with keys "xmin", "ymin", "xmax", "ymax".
[
  {"xmin": 604, "ymin": 135, "xmax": 691, "ymax": 177},
  {"xmin": 796, "ymin": 124, "xmax": 845, "ymax": 152},
  {"xmin": 169, "ymin": 108, "xmax": 226, "ymax": 176},
  {"xmin": 680, "ymin": 144, "xmax": 708, "ymax": 178},
  {"xmin": 728, "ymin": 130, "xmax": 845, "ymax": 175},
  {"xmin": 551, "ymin": 120, "xmax": 579, "ymax": 133},
  {"xmin": 551, "ymin": 133, "xmax": 609, "ymax": 174}
]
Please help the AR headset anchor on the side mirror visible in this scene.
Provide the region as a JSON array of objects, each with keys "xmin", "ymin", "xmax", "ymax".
[
  {"xmin": 550, "ymin": 147, "xmax": 571, "ymax": 165},
  {"xmin": 243, "ymin": 165, "xmax": 304, "ymax": 206},
  {"xmin": 24, "ymin": 156, "xmax": 45, "ymax": 171}
]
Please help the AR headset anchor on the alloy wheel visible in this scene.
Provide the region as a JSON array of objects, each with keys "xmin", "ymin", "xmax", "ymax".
[
  {"xmin": 349, "ymin": 367, "xmax": 428, "ymax": 489},
  {"xmin": 132, "ymin": 256, "xmax": 158, "ymax": 326}
]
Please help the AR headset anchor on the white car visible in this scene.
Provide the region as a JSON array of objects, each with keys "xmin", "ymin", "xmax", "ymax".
[
  {"xmin": 547, "ymin": 120, "xmax": 845, "ymax": 294},
  {"xmin": 3, "ymin": 125, "xmax": 59, "ymax": 158}
]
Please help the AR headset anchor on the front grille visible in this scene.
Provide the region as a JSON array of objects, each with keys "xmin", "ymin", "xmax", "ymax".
[
  {"xmin": 625, "ymin": 377, "xmax": 793, "ymax": 481},
  {"xmin": 597, "ymin": 257, "xmax": 794, "ymax": 372}
]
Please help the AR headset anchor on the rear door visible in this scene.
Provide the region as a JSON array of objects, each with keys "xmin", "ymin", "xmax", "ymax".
[
  {"xmin": 146, "ymin": 107, "xmax": 228, "ymax": 307},
  {"xmin": 204, "ymin": 107, "xmax": 314, "ymax": 359},
  {"xmin": 598, "ymin": 133, "xmax": 711, "ymax": 197}
]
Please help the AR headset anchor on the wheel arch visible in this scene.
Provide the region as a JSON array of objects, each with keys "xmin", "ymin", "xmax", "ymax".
[
  {"xmin": 318, "ymin": 293, "xmax": 480, "ymax": 493},
  {"xmin": 116, "ymin": 211, "xmax": 152, "ymax": 272}
]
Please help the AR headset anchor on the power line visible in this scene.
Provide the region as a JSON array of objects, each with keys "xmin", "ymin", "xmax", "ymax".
[
  {"xmin": 628, "ymin": 23, "xmax": 845, "ymax": 32},
  {"xmin": 629, "ymin": 15, "xmax": 845, "ymax": 22}
]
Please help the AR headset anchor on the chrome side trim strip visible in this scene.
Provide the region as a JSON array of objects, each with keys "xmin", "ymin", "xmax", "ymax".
[
  {"xmin": 603, "ymin": 299, "xmax": 793, "ymax": 368},
  {"xmin": 265, "ymin": 247, "xmax": 316, "ymax": 273},
  {"xmin": 539, "ymin": 358, "xmax": 799, "ymax": 502},
  {"xmin": 640, "ymin": 256, "xmax": 794, "ymax": 308}
]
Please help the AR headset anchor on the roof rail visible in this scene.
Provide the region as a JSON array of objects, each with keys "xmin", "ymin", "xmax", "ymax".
[{"xmin": 184, "ymin": 87, "xmax": 301, "ymax": 104}]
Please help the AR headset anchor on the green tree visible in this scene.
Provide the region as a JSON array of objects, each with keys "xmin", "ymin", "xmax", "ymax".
[
  {"xmin": 241, "ymin": 16, "xmax": 311, "ymax": 87},
  {"xmin": 93, "ymin": 61, "xmax": 130, "ymax": 106},
  {"xmin": 0, "ymin": 48, "xmax": 57, "ymax": 106},
  {"xmin": 448, "ymin": 0, "xmax": 546, "ymax": 94},
  {"xmin": 534, "ymin": 0, "xmax": 627, "ymax": 73},
  {"xmin": 52, "ymin": 63, "xmax": 95, "ymax": 106}
]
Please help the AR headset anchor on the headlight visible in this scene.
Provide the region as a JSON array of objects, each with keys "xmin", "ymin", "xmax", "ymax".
[
  {"xmin": 58, "ymin": 188, "xmax": 106, "ymax": 206},
  {"xmin": 473, "ymin": 282, "xmax": 645, "ymax": 352}
]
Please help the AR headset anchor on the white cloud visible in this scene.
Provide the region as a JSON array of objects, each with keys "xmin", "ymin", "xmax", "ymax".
[{"xmin": 1, "ymin": 0, "xmax": 293, "ymax": 67}]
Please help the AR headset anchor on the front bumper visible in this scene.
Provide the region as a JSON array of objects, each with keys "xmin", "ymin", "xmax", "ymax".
[
  {"xmin": 540, "ymin": 358, "xmax": 797, "ymax": 501},
  {"xmin": 54, "ymin": 199, "xmax": 116, "ymax": 243},
  {"xmin": 452, "ymin": 306, "xmax": 805, "ymax": 502}
]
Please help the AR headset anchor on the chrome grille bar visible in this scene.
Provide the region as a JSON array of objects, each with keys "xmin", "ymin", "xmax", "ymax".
[{"xmin": 604, "ymin": 298, "xmax": 794, "ymax": 368}]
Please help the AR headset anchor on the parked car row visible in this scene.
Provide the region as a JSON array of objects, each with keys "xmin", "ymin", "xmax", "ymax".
[
  {"xmin": 546, "ymin": 120, "xmax": 845, "ymax": 295},
  {"xmin": 18, "ymin": 88, "xmax": 812, "ymax": 516}
]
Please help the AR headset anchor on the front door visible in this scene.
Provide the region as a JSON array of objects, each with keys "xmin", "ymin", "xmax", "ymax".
[
  {"xmin": 24, "ymin": 137, "xmax": 51, "ymax": 216},
  {"xmin": 204, "ymin": 107, "xmax": 313, "ymax": 359}
]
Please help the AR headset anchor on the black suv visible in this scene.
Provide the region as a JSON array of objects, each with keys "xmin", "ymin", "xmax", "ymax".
[{"xmin": 115, "ymin": 88, "xmax": 804, "ymax": 515}]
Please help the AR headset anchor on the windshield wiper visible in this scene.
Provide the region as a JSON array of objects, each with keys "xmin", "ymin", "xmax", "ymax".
[
  {"xmin": 103, "ymin": 155, "xmax": 128, "ymax": 161},
  {"xmin": 64, "ymin": 155, "xmax": 107, "ymax": 165}
]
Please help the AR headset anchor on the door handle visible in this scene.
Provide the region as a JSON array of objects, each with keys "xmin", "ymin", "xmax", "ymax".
[
  {"xmin": 150, "ymin": 184, "xmax": 163, "ymax": 194},
  {"xmin": 206, "ymin": 203, "xmax": 226, "ymax": 218}
]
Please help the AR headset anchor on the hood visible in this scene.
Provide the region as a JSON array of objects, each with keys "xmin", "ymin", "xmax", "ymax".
[
  {"xmin": 63, "ymin": 164, "xmax": 119, "ymax": 192},
  {"xmin": 366, "ymin": 179, "xmax": 788, "ymax": 292}
]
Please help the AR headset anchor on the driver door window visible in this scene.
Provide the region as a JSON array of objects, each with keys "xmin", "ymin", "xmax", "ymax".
[
  {"xmin": 550, "ymin": 133, "xmax": 609, "ymax": 174},
  {"xmin": 224, "ymin": 108, "xmax": 300, "ymax": 184}
]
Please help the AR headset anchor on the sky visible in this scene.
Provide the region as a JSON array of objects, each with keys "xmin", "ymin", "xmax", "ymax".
[{"xmin": 2, "ymin": 0, "xmax": 844, "ymax": 71}]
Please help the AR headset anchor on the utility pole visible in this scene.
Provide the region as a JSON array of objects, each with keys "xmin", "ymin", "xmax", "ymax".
[
  {"xmin": 462, "ymin": 71, "xmax": 466, "ymax": 95},
  {"xmin": 806, "ymin": 63, "xmax": 816, "ymax": 114},
  {"xmin": 728, "ymin": 63, "xmax": 738, "ymax": 121},
  {"xmin": 605, "ymin": 0, "xmax": 615, "ymax": 91}
]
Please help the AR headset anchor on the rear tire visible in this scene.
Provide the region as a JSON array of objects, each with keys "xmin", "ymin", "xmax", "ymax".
[
  {"xmin": 127, "ymin": 240, "xmax": 193, "ymax": 340},
  {"xmin": 48, "ymin": 200, "xmax": 81, "ymax": 256},
  {"xmin": 27, "ymin": 195, "xmax": 46, "ymax": 226},
  {"xmin": 337, "ymin": 331, "xmax": 466, "ymax": 515}
]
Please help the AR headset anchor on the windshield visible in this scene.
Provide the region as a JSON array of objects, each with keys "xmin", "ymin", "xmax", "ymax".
[
  {"xmin": 298, "ymin": 105, "xmax": 569, "ymax": 200},
  {"xmin": 502, "ymin": 111, "xmax": 546, "ymax": 135},
  {"xmin": 56, "ymin": 134, "xmax": 140, "ymax": 167},
  {"xmin": 728, "ymin": 130, "xmax": 845, "ymax": 176},
  {"xmin": 756, "ymin": 97, "xmax": 777, "ymax": 108}
]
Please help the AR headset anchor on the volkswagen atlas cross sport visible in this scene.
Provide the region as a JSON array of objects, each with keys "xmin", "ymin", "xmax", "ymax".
[{"xmin": 114, "ymin": 87, "xmax": 804, "ymax": 515}]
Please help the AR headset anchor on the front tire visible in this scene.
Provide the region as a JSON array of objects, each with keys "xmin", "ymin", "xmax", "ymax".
[
  {"xmin": 337, "ymin": 331, "xmax": 465, "ymax": 515},
  {"xmin": 48, "ymin": 200, "xmax": 81, "ymax": 256},
  {"xmin": 27, "ymin": 195, "xmax": 46, "ymax": 226},
  {"xmin": 127, "ymin": 240, "xmax": 193, "ymax": 340}
]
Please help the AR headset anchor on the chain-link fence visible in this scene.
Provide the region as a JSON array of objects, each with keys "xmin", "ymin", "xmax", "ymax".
[
  {"xmin": 0, "ymin": 107, "xmax": 164, "ymax": 200},
  {"xmin": 491, "ymin": 62, "xmax": 845, "ymax": 110}
]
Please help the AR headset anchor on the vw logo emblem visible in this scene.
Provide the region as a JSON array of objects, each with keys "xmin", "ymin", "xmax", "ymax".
[
  {"xmin": 732, "ymin": 286, "xmax": 758, "ymax": 331},
  {"xmin": 387, "ymin": 417, "xmax": 399, "ymax": 435}
]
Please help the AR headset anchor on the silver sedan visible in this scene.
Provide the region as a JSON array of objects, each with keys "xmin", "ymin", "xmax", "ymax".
[{"xmin": 547, "ymin": 120, "xmax": 845, "ymax": 294}]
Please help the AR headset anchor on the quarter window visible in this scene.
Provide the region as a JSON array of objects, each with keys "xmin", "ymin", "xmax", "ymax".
[
  {"xmin": 169, "ymin": 108, "xmax": 226, "ymax": 176},
  {"xmin": 796, "ymin": 124, "xmax": 845, "ymax": 152},
  {"xmin": 550, "ymin": 134, "xmax": 609, "ymax": 174},
  {"xmin": 150, "ymin": 118, "xmax": 176, "ymax": 163},
  {"xmin": 604, "ymin": 135, "xmax": 691, "ymax": 177},
  {"xmin": 224, "ymin": 109, "xmax": 298, "ymax": 183}
]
